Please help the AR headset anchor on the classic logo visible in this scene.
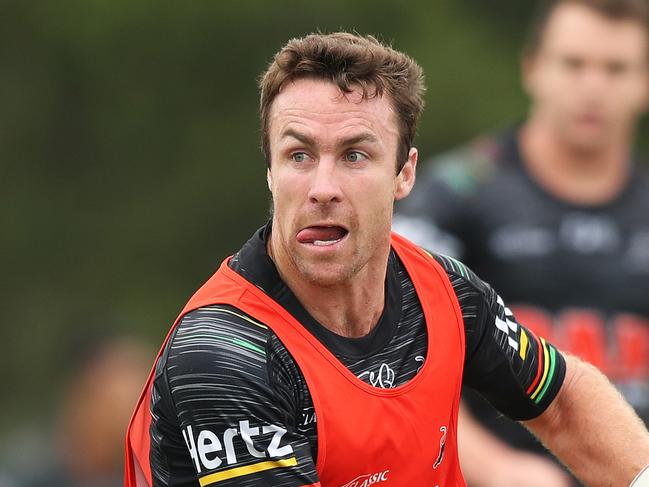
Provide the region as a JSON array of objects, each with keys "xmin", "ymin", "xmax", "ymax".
[
  {"xmin": 340, "ymin": 470, "xmax": 389, "ymax": 487},
  {"xmin": 433, "ymin": 426, "xmax": 447, "ymax": 469},
  {"xmin": 182, "ymin": 420, "xmax": 293, "ymax": 473}
]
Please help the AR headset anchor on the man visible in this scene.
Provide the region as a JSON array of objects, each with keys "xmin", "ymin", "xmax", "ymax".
[
  {"xmin": 126, "ymin": 32, "xmax": 649, "ymax": 487},
  {"xmin": 24, "ymin": 337, "xmax": 153, "ymax": 487},
  {"xmin": 394, "ymin": 0, "xmax": 649, "ymax": 485}
]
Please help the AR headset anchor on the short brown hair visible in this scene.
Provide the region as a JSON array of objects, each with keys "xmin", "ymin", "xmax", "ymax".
[
  {"xmin": 525, "ymin": 0, "xmax": 649, "ymax": 56},
  {"xmin": 258, "ymin": 32, "xmax": 425, "ymax": 172}
]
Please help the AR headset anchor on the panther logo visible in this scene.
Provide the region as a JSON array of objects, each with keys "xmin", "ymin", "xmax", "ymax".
[{"xmin": 433, "ymin": 426, "xmax": 447, "ymax": 470}]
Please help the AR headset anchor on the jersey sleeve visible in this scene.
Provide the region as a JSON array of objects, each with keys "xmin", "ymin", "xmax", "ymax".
[
  {"xmin": 149, "ymin": 305, "xmax": 319, "ymax": 487},
  {"xmin": 433, "ymin": 254, "xmax": 567, "ymax": 421}
]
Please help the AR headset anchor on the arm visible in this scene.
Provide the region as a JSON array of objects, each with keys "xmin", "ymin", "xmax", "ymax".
[
  {"xmin": 438, "ymin": 256, "xmax": 573, "ymax": 486},
  {"xmin": 525, "ymin": 354, "xmax": 649, "ymax": 487},
  {"xmin": 458, "ymin": 402, "xmax": 572, "ymax": 487}
]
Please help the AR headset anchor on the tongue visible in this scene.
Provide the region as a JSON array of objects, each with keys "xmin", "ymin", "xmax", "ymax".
[{"xmin": 297, "ymin": 226, "xmax": 346, "ymax": 244}]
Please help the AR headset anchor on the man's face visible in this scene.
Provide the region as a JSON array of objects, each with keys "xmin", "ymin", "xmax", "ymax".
[
  {"xmin": 524, "ymin": 3, "xmax": 649, "ymax": 152},
  {"xmin": 266, "ymin": 78, "xmax": 416, "ymax": 287}
]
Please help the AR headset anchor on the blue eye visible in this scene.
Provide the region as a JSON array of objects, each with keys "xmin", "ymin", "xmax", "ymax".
[
  {"xmin": 345, "ymin": 151, "xmax": 367, "ymax": 163},
  {"xmin": 291, "ymin": 152, "xmax": 308, "ymax": 163}
]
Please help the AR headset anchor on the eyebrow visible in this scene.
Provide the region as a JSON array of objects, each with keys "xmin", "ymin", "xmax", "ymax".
[
  {"xmin": 281, "ymin": 128, "xmax": 316, "ymax": 147},
  {"xmin": 280, "ymin": 128, "xmax": 379, "ymax": 148}
]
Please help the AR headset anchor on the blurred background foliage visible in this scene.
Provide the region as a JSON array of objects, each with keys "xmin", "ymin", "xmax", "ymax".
[{"xmin": 2, "ymin": 0, "xmax": 647, "ymax": 449}]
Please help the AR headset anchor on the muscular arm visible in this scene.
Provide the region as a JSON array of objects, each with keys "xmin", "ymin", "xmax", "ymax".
[{"xmin": 525, "ymin": 354, "xmax": 649, "ymax": 487}]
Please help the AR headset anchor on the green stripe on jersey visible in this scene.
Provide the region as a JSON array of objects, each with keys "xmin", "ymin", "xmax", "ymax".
[
  {"xmin": 446, "ymin": 255, "xmax": 467, "ymax": 278},
  {"xmin": 231, "ymin": 337, "xmax": 265, "ymax": 355},
  {"xmin": 534, "ymin": 345, "xmax": 557, "ymax": 404}
]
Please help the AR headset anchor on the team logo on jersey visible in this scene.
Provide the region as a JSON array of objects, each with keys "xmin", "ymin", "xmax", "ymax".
[
  {"xmin": 357, "ymin": 363, "xmax": 396, "ymax": 388},
  {"xmin": 340, "ymin": 469, "xmax": 389, "ymax": 487},
  {"xmin": 433, "ymin": 426, "xmax": 447, "ymax": 469},
  {"xmin": 414, "ymin": 355, "xmax": 425, "ymax": 372}
]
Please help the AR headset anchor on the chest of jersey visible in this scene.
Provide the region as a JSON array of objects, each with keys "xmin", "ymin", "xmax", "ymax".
[
  {"xmin": 467, "ymin": 170, "xmax": 649, "ymax": 312},
  {"xmin": 468, "ymin": 171, "xmax": 649, "ymax": 418},
  {"xmin": 207, "ymin": 235, "xmax": 467, "ymax": 486}
]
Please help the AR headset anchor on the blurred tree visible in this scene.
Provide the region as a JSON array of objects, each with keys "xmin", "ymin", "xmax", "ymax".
[{"xmin": 1, "ymin": 0, "xmax": 642, "ymax": 438}]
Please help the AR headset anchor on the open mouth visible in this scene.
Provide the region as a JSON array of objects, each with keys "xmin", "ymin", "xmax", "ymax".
[{"xmin": 296, "ymin": 225, "xmax": 349, "ymax": 247}]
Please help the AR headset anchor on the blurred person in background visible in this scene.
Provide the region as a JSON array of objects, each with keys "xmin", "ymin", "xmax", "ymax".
[
  {"xmin": 20, "ymin": 336, "xmax": 152, "ymax": 487},
  {"xmin": 395, "ymin": 0, "xmax": 649, "ymax": 485}
]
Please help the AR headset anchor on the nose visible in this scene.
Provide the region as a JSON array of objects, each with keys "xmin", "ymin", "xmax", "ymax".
[
  {"xmin": 308, "ymin": 158, "xmax": 343, "ymax": 205},
  {"xmin": 581, "ymin": 65, "xmax": 608, "ymax": 98}
]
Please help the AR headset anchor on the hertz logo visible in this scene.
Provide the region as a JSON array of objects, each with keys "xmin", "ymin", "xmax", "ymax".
[{"xmin": 182, "ymin": 421, "xmax": 294, "ymax": 473}]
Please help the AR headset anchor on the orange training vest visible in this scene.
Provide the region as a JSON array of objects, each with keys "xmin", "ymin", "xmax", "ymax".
[{"xmin": 125, "ymin": 233, "xmax": 467, "ymax": 487}]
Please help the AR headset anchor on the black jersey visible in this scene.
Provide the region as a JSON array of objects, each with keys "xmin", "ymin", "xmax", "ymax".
[
  {"xmin": 395, "ymin": 129, "xmax": 649, "ymax": 457},
  {"xmin": 148, "ymin": 224, "xmax": 565, "ymax": 486}
]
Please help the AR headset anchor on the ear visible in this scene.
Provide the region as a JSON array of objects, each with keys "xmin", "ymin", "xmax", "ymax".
[
  {"xmin": 266, "ymin": 168, "xmax": 273, "ymax": 192},
  {"xmin": 395, "ymin": 147, "xmax": 418, "ymax": 200}
]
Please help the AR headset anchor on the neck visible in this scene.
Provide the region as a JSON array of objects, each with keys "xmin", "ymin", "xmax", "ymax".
[
  {"xmin": 519, "ymin": 118, "xmax": 632, "ymax": 206},
  {"xmin": 267, "ymin": 234, "xmax": 388, "ymax": 338}
]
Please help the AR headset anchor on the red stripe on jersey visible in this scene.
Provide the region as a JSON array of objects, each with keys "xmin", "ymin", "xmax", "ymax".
[{"xmin": 526, "ymin": 332, "xmax": 545, "ymax": 396}]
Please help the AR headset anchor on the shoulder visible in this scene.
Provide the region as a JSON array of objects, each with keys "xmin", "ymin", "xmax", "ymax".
[
  {"xmin": 418, "ymin": 133, "xmax": 508, "ymax": 197},
  {"xmin": 424, "ymin": 250, "xmax": 504, "ymax": 355},
  {"xmin": 428, "ymin": 251, "xmax": 492, "ymax": 299},
  {"xmin": 150, "ymin": 304, "xmax": 319, "ymax": 485},
  {"xmin": 409, "ymin": 247, "xmax": 498, "ymax": 341},
  {"xmin": 152, "ymin": 305, "xmax": 276, "ymax": 414},
  {"xmin": 153, "ymin": 303, "xmax": 310, "ymax": 428},
  {"xmin": 394, "ymin": 132, "xmax": 512, "ymax": 254},
  {"xmin": 161, "ymin": 305, "xmax": 273, "ymax": 375},
  {"xmin": 153, "ymin": 303, "xmax": 305, "ymax": 414},
  {"xmin": 630, "ymin": 163, "xmax": 649, "ymax": 199}
]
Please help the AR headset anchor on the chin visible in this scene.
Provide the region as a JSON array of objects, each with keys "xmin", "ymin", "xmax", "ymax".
[
  {"xmin": 297, "ymin": 262, "xmax": 356, "ymax": 287},
  {"xmin": 574, "ymin": 139, "xmax": 609, "ymax": 155},
  {"xmin": 563, "ymin": 130, "xmax": 610, "ymax": 154}
]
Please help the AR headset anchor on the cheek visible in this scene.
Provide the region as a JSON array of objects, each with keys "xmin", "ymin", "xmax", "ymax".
[
  {"xmin": 618, "ymin": 80, "xmax": 649, "ymax": 113},
  {"xmin": 271, "ymin": 172, "xmax": 297, "ymax": 199},
  {"xmin": 529, "ymin": 67, "xmax": 555, "ymax": 98},
  {"xmin": 271, "ymin": 174, "xmax": 307, "ymax": 220},
  {"xmin": 543, "ymin": 76, "xmax": 571, "ymax": 105},
  {"xmin": 271, "ymin": 188, "xmax": 293, "ymax": 216},
  {"xmin": 534, "ymin": 68, "xmax": 576, "ymax": 106},
  {"xmin": 537, "ymin": 83, "xmax": 576, "ymax": 120},
  {"xmin": 354, "ymin": 179, "xmax": 396, "ymax": 222}
]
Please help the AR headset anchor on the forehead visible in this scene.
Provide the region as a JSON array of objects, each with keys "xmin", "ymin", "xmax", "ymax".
[
  {"xmin": 268, "ymin": 78, "xmax": 399, "ymax": 142},
  {"xmin": 540, "ymin": 3, "xmax": 649, "ymax": 61}
]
